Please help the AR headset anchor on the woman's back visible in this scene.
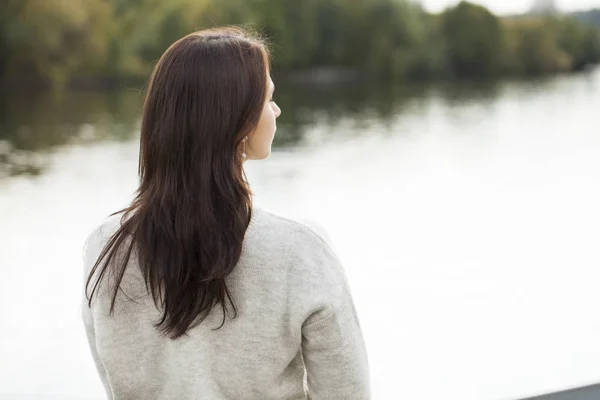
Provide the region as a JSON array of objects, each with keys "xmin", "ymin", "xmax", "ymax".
[{"xmin": 82, "ymin": 208, "xmax": 370, "ymax": 399}]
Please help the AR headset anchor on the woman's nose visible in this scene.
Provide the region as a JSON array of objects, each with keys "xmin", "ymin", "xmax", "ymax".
[{"xmin": 274, "ymin": 103, "xmax": 281, "ymax": 118}]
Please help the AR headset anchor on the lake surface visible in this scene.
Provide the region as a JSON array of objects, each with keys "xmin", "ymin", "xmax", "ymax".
[{"xmin": 1, "ymin": 70, "xmax": 600, "ymax": 400}]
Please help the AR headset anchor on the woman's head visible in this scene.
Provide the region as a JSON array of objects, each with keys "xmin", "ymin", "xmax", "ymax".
[
  {"xmin": 141, "ymin": 27, "xmax": 280, "ymax": 186},
  {"xmin": 86, "ymin": 27, "xmax": 280, "ymax": 339}
]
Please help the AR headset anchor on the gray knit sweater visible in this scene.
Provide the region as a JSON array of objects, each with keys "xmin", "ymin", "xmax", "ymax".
[{"xmin": 81, "ymin": 208, "xmax": 370, "ymax": 400}]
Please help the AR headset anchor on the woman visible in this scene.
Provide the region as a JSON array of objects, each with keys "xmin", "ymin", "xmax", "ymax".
[{"xmin": 81, "ymin": 27, "xmax": 370, "ymax": 400}]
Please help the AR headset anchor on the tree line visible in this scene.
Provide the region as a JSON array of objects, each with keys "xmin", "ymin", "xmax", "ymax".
[{"xmin": 1, "ymin": 0, "xmax": 599, "ymax": 90}]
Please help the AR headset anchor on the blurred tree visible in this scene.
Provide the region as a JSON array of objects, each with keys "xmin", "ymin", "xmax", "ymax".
[
  {"xmin": 310, "ymin": 0, "xmax": 349, "ymax": 65},
  {"xmin": 513, "ymin": 19, "xmax": 571, "ymax": 75},
  {"xmin": 1, "ymin": 0, "xmax": 113, "ymax": 89},
  {"xmin": 106, "ymin": 0, "xmax": 213, "ymax": 74},
  {"xmin": 405, "ymin": 12, "xmax": 447, "ymax": 79},
  {"xmin": 582, "ymin": 27, "xmax": 600, "ymax": 65},
  {"xmin": 338, "ymin": 0, "xmax": 428, "ymax": 80},
  {"xmin": 441, "ymin": 1, "xmax": 505, "ymax": 78},
  {"xmin": 554, "ymin": 17, "xmax": 589, "ymax": 70},
  {"xmin": 1, "ymin": 0, "xmax": 599, "ymax": 90},
  {"xmin": 246, "ymin": 0, "xmax": 323, "ymax": 69}
]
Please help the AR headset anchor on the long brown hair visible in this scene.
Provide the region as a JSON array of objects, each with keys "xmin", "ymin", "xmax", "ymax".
[{"xmin": 85, "ymin": 27, "xmax": 271, "ymax": 339}]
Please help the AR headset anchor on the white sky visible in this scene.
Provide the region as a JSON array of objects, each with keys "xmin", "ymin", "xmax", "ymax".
[{"xmin": 421, "ymin": 0, "xmax": 600, "ymax": 14}]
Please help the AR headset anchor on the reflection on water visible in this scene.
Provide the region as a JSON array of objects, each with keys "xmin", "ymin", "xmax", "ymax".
[
  {"xmin": 1, "ymin": 69, "xmax": 600, "ymax": 400},
  {"xmin": 0, "ymin": 72, "xmax": 570, "ymax": 179},
  {"xmin": 0, "ymin": 78, "xmax": 511, "ymax": 178},
  {"xmin": 0, "ymin": 90, "xmax": 143, "ymax": 177}
]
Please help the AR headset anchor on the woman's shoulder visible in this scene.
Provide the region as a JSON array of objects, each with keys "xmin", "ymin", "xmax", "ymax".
[
  {"xmin": 249, "ymin": 208, "xmax": 341, "ymax": 268},
  {"xmin": 82, "ymin": 213, "xmax": 126, "ymax": 262},
  {"xmin": 251, "ymin": 208, "xmax": 348, "ymax": 297},
  {"xmin": 252, "ymin": 207, "xmax": 334, "ymax": 248}
]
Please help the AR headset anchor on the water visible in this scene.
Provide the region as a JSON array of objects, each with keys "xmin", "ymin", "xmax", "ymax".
[{"xmin": 1, "ymin": 70, "xmax": 600, "ymax": 400}]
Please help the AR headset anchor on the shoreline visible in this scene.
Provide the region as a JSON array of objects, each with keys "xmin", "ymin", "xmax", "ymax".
[{"xmin": 1, "ymin": 65, "xmax": 598, "ymax": 93}]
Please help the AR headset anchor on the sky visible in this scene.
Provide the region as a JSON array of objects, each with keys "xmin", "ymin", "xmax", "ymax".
[{"xmin": 421, "ymin": 0, "xmax": 600, "ymax": 14}]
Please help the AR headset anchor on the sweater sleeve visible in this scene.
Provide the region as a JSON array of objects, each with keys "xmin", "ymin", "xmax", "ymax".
[
  {"xmin": 81, "ymin": 297, "xmax": 113, "ymax": 399},
  {"xmin": 81, "ymin": 229, "xmax": 113, "ymax": 399},
  {"xmin": 300, "ymin": 233, "xmax": 371, "ymax": 400}
]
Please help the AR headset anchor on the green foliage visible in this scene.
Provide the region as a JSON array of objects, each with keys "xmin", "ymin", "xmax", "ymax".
[
  {"xmin": 440, "ymin": 1, "xmax": 505, "ymax": 78},
  {"xmin": 1, "ymin": 0, "xmax": 599, "ymax": 90},
  {"xmin": 503, "ymin": 19, "xmax": 570, "ymax": 75},
  {"xmin": 555, "ymin": 17, "xmax": 589, "ymax": 69},
  {"xmin": 0, "ymin": 0, "xmax": 114, "ymax": 89},
  {"xmin": 502, "ymin": 16, "xmax": 600, "ymax": 75},
  {"xmin": 582, "ymin": 27, "xmax": 600, "ymax": 64}
]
